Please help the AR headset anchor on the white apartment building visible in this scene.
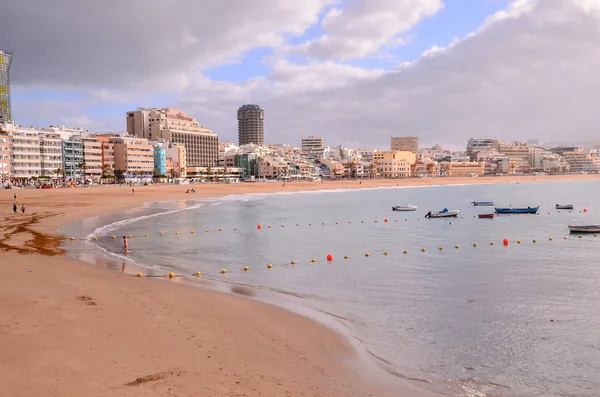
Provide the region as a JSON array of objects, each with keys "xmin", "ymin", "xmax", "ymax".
[
  {"xmin": 301, "ymin": 136, "xmax": 325, "ymax": 159},
  {"xmin": 10, "ymin": 130, "xmax": 41, "ymax": 178},
  {"xmin": 40, "ymin": 133, "xmax": 63, "ymax": 177},
  {"xmin": 127, "ymin": 107, "xmax": 218, "ymax": 167}
]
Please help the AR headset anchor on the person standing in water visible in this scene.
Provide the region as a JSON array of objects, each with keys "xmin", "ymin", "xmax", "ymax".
[
  {"xmin": 123, "ymin": 236, "xmax": 129, "ymax": 253},
  {"xmin": 21, "ymin": 203, "xmax": 26, "ymax": 215}
]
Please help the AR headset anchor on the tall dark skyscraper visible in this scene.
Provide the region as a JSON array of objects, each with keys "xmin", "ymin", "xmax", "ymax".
[
  {"xmin": 237, "ymin": 104, "xmax": 264, "ymax": 146},
  {"xmin": 0, "ymin": 49, "xmax": 13, "ymax": 123}
]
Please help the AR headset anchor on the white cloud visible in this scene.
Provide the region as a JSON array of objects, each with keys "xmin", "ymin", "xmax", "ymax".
[{"xmin": 285, "ymin": 0, "xmax": 444, "ymax": 59}]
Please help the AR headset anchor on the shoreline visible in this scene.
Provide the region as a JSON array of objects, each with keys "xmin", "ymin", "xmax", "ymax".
[{"xmin": 1, "ymin": 175, "xmax": 597, "ymax": 396}]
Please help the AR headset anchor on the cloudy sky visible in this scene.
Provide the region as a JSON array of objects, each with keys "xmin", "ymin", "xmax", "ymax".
[{"xmin": 2, "ymin": 0, "xmax": 600, "ymax": 149}]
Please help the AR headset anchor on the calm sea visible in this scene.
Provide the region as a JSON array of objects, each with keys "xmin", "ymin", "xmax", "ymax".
[{"xmin": 63, "ymin": 181, "xmax": 600, "ymax": 397}]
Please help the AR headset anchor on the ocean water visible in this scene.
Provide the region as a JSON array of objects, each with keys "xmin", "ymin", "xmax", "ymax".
[{"xmin": 65, "ymin": 181, "xmax": 600, "ymax": 397}]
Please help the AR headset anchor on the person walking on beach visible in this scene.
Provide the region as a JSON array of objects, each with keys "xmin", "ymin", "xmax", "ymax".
[
  {"xmin": 14, "ymin": 193, "xmax": 17, "ymax": 201},
  {"xmin": 123, "ymin": 236, "xmax": 129, "ymax": 253},
  {"xmin": 21, "ymin": 203, "xmax": 26, "ymax": 215},
  {"xmin": 13, "ymin": 203, "xmax": 17, "ymax": 214}
]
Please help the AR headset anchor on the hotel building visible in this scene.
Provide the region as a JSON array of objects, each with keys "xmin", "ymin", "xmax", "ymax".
[
  {"xmin": 111, "ymin": 136, "xmax": 154, "ymax": 178},
  {"xmin": 9, "ymin": 129, "xmax": 41, "ymax": 179},
  {"xmin": 440, "ymin": 161, "xmax": 486, "ymax": 177},
  {"xmin": 166, "ymin": 142, "xmax": 187, "ymax": 178},
  {"xmin": 466, "ymin": 138, "xmax": 501, "ymax": 160},
  {"xmin": 126, "ymin": 107, "xmax": 218, "ymax": 167},
  {"xmin": 237, "ymin": 104, "xmax": 264, "ymax": 146},
  {"xmin": 390, "ymin": 136, "xmax": 419, "ymax": 154},
  {"xmin": 82, "ymin": 135, "xmax": 103, "ymax": 181},
  {"xmin": 0, "ymin": 130, "xmax": 9, "ymax": 184},
  {"xmin": 0, "ymin": 50, "xmax": 12, "ymax": 123},
  {"xmin": 301, "ymin": 136, "xmax": 325, "ymax": 159},
  {"xmin": 40, "ymin": 133, "xmax": 63, "ymax": 177},
  {"xmin": 373, "ymin": 151, "xmax": 416, "ymax": 178},
  {"xmin": 96, "ymin": 135, "xmax": 116, "ymax": 176},
  {"xmin": 63, "ymin": 135, "xmax": 84, "ymax": 180}
]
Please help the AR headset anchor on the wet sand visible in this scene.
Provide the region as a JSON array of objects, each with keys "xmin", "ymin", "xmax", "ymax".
[{"xmin": 0, "ymin": 175, "xmax": 595, "ymax": 396}]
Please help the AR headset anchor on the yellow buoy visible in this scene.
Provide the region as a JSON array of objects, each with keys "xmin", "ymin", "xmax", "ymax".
[
  {"xmin": 282, "ymin": 225, "xmax": 285, "ymax": 227},
  {"xmin": 205, "ymin": 229, "xmax": 209, "ymax": 232},
  {"xmin": 421, "ymin": 248, "xmax": 426, "ymax": 252},
  {"xmin": 473, "ymin": 243, "xmax": 477, "ymax": 247},
  {"xmin": 533, "ymin": 240, "xmax": 537, "ymax": 243},
  {"xmin": 268, "ymin": 226, "xmax": 272, "ymax": 229},
  {"xmin": 490, "ymin": 241, "xmax": 495, "ymax": 245},
  {"xmin": 417, "ymin": 218, "xmax": 420, "ymax": 221},
  {"xmin": 365, "ymin": 253, "xmax": 370, "ymax": 257},
  {"xmin": 439, "ymin": 246, "xmax": 444, "ymax": 250},
  {"xmin": 395, "ymin": 219, "xmax": 398, "ymax": 222},
  {"xmin": 70, "ymin": 237, "xmax": 75, "ymax": 240},
  {"xmin": 361, "ymin": 220, "xmax": 364, "ymax": 223},
  {"xmin": 112, "ymin": 236, "xmax": 116, "ymax": 239},
  {"xmin": 144, "ymin": 233, "xmax": 148, "ymax": 237},
  {"xmin": 195, "ymin": 271, "xmax": 201, "ymax": 276},
  {"xmin": 168, "ymin": 272, "xmax": 175, "ymax": 279},
  {"xmin": 234, "ymin": 228, "xmax": 238, "ymax": 230},
  {"xmin": 517, "ymin": 240, "xmax": 521, "ymax": 244},
  {"xmin": 311, "ymin": 258, "xmax": 316, "ymax": 262},
  {"xmin": 129, "ymin": 235, "xmax": 132, "ymax": 238},
  {"xmin": 595, "ymin": 234, "xmax": 598, "ymax": 237},
  {"xmin": 549, "ymin": 237, "xmax": 553, "ymax": 241},
  {"xmin": 564, "ymin": 237, "xmax": 568, "ymax": 240},
  {"xmin": 291, "ymin": 260, "xmax": 296, "ymax": 265},
  {"xmin": 403, "ymin": 250, "xmax": 408, "ymax": 254},
  {"xmin": 268, "ymin": 263, "xmax": 273, "ymax": 268},
  {"xmin": 137, "ymin": 272, "xmax": 143, "ymax": 277},
  {"xmin": 405, "ymin": 219, "xmax": 408, "ymax": 222},
  {"xmin": 219, "ymin": 228, "xmax": 223, "ymax": 231},
  {"xmin": 191, "ymin": 230, "xmax": 195, "ymax": 234},
  {"xmin": 93, "ymin": 236, "xmax": 98, "ymax": 240},
  {"xmin": 455, "ymin": 245, "xmax": 460, "ymax": 249},
  {"xmin": 322, "ymin": 222, "xmax": 325, "ymax": 225},
  {"xmin": 244, "ymin": 266, "xmax": 249, "ymax": 271},
  {"xmin": 384, "ymin": 251, "xmax": 389, "ymax": 255},
  {"xmin": 344, "ymin": 255, "xmax": 349, "ymax": 259},
  {"xmin": 221, "ymin": 269, "xmax": 227, "ymax": 274},
  {"xmin": 175, "ymin": 232, "xmax": 179, "ymax": 235},
  {"xmin": 160, "ymin": 232, "xmax": 164, "ymax": 236},
  {"xmin": 579, "ymin": 235, "xmax": 583, "ymax": 239}
]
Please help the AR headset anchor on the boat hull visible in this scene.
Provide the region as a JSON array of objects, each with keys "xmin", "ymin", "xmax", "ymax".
[
  {"xmin": 426, "ymin": 210, "xmax": 461, "ymax": 218},
  {"xmin": 392, "ymin": 205, "xmax": 417, "ymax": 211},
  {"xmin": 478, "ymin": 214, "xmax": 495, "ymax": 219},
  {"xmin": 472, "ymin": 201, "xmax": 494, "ymax": 206},
  {"xmin": 568, "ymin": 225, "xmax": 600, "ymax": 233},
  {"xmin": 494, "ymin": 206, "xmax": 539, "ymax": 214},
  {"xmin": 556, "ymin": 204, "xmax": 574, "ymax": 210}
]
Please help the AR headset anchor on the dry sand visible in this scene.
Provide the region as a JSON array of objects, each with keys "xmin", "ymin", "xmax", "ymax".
[{"xmin": 0, "ymin": 175, "xmax": 596, "ymax": 397}]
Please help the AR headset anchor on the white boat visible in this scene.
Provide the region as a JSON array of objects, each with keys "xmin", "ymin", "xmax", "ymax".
[
  {"xmin": 425, "ymin": 208, "xmax": 461, "ymax": 218},
  {"xmin": 392, "ymin": 204, "xmax": 418, "ymax": 211},
  {"xmin": 568, "ymin": 225, "xmax": 600, "ymax": 233}
]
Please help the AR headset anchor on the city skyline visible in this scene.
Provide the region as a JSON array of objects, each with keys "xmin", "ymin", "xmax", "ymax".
[{"xmin": 2, "ymin": 1, "xmax": 600, "ymax": 149}]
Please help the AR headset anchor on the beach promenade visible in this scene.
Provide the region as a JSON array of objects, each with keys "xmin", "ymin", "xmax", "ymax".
[{"xmin": 0, "ymin": 175, "xmax": 596, "ymax": 397}]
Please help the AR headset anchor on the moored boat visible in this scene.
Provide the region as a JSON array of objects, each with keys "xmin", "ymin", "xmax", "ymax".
[
  {"xmin": 478, "ymin": 213, "xmax": 495, "ymax": 219},
  {"xmin": 555, "ymin": 204, "xmax": 573, "ymax": 210},
  {"xmin": 392, "ymin": 204, "xmax": 418, "ymax": 211},
  {"xmin": 568, "ymin": 225, "xmax": 600, "ymax": 233},
  {"xmin": 425, "ymin": 208, "xmax": 461, "ymax": 218},
  {"xmin": 494, "ymin": 206, "xmax": 539, "ymax": 214},
  {"xmin": 472, "ymin": 201, "xmax": 494, "ymax": 206}
]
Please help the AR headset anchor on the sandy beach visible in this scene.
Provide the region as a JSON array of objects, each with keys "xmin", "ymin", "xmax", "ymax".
[{"xmin": 0, "ymin": 174, "xmax": 596, "ymax": 397}]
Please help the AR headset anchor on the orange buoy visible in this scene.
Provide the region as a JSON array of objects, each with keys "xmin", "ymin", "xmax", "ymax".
[
  {"xmin": 257, "ymin": 224, "xmax": 262, "ymax": 230},
  {"xmin": 503, "ymin": 238, "xmax": 509, "ymax": 246},
  {"xmin": 326, "ymin": 254, "xmax": 333, "ymax": 261}
]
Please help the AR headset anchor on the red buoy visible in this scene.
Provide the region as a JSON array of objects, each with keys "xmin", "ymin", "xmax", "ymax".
[
  {"xmin": 326, "ymin": 254, "xmax": 333, "ymax": 261},
  {"xmin": 584, "ymin": 208, "xmax": 588, "ymax": 212},
  {"xmin": 503, "ymin": 238, "xmax": 509, "ymax": 246},
  {"xmin": 257, "ymin": 224, "xmax": 262, "ymax": 230},
  {"xmin": 384, "ymin": 218, "xmax": 388, "ymax": 222}
]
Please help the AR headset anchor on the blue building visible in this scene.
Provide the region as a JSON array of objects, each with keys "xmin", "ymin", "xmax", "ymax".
[
  {"xmin": 150, "ymin": 140, "xmax": 167, "ymax": 176},
  {"xmin": 62, "ymin": 135, "xmax": 84, "ymax": 180}
]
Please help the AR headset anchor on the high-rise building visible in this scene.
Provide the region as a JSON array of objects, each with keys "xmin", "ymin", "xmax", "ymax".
[
  {"xmin": 0, "ymin": 50, "xmax": 12, "ymax": 123},
  {"xmin": 301, "ymin": 136, "xmax": 325, "ymax": 159},
  {"xmin": 390, "ymin": 136, "xmax": 419, "ymax": 153},
  {"xmin": 237, "ymin": 104, "xmax": 264, "ymax": 146},
  {"xmin": 126, "ymin": 107, "xmax": 218, "ymax": 167}
]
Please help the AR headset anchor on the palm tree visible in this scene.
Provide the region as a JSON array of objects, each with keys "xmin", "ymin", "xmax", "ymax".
[
  {"xmin": 101, "ymin": 164, "xmax": 112, "ymax": 178},
  {"xmin": 167, "ymin": 168, "xmax": 175, "ymax": 180}
]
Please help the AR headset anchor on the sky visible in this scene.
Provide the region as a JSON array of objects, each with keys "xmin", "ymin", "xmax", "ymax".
[{"xmin": 2, "ymin": 0, "xmax": 600, "ymax": 149}]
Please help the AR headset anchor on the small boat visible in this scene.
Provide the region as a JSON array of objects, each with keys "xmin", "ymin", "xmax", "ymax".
[
  {"xmin": 555, "ymin": 204, "xmax": 574, "ymax": 210},
  {"xmin": 568, "ymin": 225, "xmax": 600, "ymax": 233},
  {"xmin": 425, "ymin": 208, "xmax": 461, "ymax": 218},
  {"xmin": 494, "ymin": 206, "xmax": 539, "ymax": 214},
  {"xmin": 472, "ymin": 201, "xmax": 494, "ymax": 206},
  {"xmin": 392, "ymin": 204, "xmax": 418, "ymax": 211},
  {"xmin": 478, "ymin": 213, "xmax": 495, "ymax": 219}
]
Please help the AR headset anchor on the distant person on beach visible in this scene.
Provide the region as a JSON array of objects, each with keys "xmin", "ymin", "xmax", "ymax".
[
  {"xmin": 132, "ymin": 188, "xmax": 135, "ymax": 194},
  {"xmin": 14, "ymin": 193, "xmax": 17, "ymax": 201},
  {"xmin": 21, "ymin": 204, "xmax": 26, "ymax": 215},
  {"xmin": 13, "ymin": 203, "xmax": 17, "ymax": 214},
  {"xmin": 123, "ymin": 236, "xmax": 129, "ymax": 253}
]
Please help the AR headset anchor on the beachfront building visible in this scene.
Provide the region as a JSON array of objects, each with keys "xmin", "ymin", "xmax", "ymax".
[
  {"xmin": 150, "ymin": 139, "xmax": 167, "ymax": 177},
  {"xmin": 258, "ymin": 156, "xmax": 290, "ymax": 179},
  {"xmin": 373, "ymin": 151, "xmax": 416, "ymax": 178},
  {"xmin": 111, "ymin": 136, "xmax": 154, "ymax": 180},
  {"xmin": 166, "ymin": 142, "xmax": 187, "ymax": 178},
  {"xmin": 8, "ymin": 129, "xmax": 41, "ymax": 179},
  {"xmin": 62, "ymin": 135, "xmax": 84, "ymax": 180},
  {"xmin": 0, "ymin": 130, "xmax": 10, "ymax": 184},
  {"xmin": 301, "ymin": 136, "xmax": 325, "ymax": 159},
  {"xmin": 0, "ymin": 49, "xmax": 13, "ymax": 123},
  {"xmin": 96, "ymin": 135, "xmax": 116, "ymax": 178},
  {"xmin": 390, "ymin": 136, "xmax": 419, "ymax": 154},
  {"xmin": 466, "ymin": 138, "xmax": 501, "ymax": 160},
  {"xmin": 126, "ymin": 107, "xmax": 218, "ymax": 167},
  {"xmin": 237, "ymin": 104, "xmax": 264, "ymax": 146},
  {"xmin": 82, "ymin": 135, "xmax": 103, "ymax": 182},
  {"xmin": 439, "ymin": 161, "xmax": 485, "ymax": 177},
  {"xmin": 356, "ymin": 148, "xmax": 376, "ymax": 162},
  {"xmin": 40, "ymin": 133, "xmax": 63, "ymax": 178}
]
